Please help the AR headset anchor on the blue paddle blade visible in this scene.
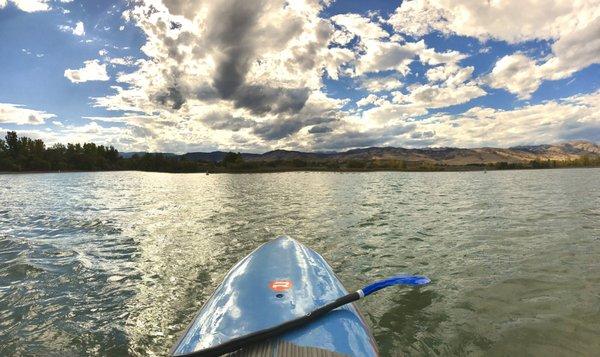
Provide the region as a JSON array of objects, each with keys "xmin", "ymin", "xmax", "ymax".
[{"xmin": 360, "ymin": 275, "xmax": 430, "ymax": 297}]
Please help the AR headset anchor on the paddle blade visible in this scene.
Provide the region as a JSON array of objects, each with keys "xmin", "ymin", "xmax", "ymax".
[{"xmin": 360, "ymin": 275, "xmax": 430, "ymax": 297}]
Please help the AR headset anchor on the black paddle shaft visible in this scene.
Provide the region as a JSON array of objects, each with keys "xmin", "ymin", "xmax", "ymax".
[{"xmin": 173, "ymin": 291, "xmax": 361, "ymax": 357}]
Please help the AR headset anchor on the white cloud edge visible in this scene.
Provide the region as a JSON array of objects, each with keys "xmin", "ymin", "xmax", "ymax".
[{"xmin": 64, "ymin": 59, "xmax": 110, "ymax": 83}]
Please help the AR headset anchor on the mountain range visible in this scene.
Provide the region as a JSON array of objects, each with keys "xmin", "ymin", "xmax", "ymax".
[{"xmin": 157, "ymin": 140, "xmax": 600, "ymax": 166}]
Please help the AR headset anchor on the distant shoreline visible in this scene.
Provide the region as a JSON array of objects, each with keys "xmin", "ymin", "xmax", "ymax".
[
  {"xmin": 2, "ymin": 132, "xmax": 599, "ymax": 174},
  {"xmin": 2, "ymin": 165, "xmax": 598, "ymax": 175}
]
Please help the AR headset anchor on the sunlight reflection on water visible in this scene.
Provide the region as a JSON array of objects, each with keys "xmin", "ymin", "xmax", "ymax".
[{"xmin": 0, "ymin": 169, "xmax": 599, "ymax": 356}]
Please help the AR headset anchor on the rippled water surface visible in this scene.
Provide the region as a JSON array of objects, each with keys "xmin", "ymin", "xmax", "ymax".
[{"xmin": 1, "ymin": 169, "xmax": 599, "ymax": 356}]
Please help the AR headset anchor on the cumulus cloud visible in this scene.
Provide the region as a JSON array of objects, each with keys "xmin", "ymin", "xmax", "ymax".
[
  {"xmin": 0, "ymin": 103, "xmax": 56, "ymax": 125},
  {"xmin": 357, "ymin": 100, "xmax": 427, "ymax": 127},
  {"xmin": 414, "ymin": 90, "xmax": 600, "ymax": 147},
  {"xmin": 419, "ymin": 48, "xmax": 466, "ymax": 66},
  {"xmin": 253, "ymin": 114, "xmax": 337, "ymax": 141},
  {"xmin": 118, "ymin": 0, "xmax": 332, "ymax": 112},
  {"xmin": 66, "ymin": 0, "xmax": 597, "ymax": 152},
  {"xmin": 312, "ymin": 90, "xmax": 600, "ymax": 150},
  {"xmin": 323, "ymin": 47, "xmax": 355, "ymax": 80},
  {"xmin": 356, "ymin": 94, "xmax": 387, "ymax": 107},
  {"xmin": 389, "ymin": 0, "xmax": 600, "ymax": 99},
  {"xmin": 311, "ymin": 122, "xmax": 417, "ymax": 150},
  {"xmin": 388, "ymin": 0, "xmax": 595, "ymax": 43},
  {"xmin": 331, "ymin": 13, "xmax": 388, "ymax": 40},
  {"xmin": 91, "ymin": 0, "xmax": 350, "ymax": 149},
  {"xmin": 308, "ymin": 125, "xmax": 333, "ymax": 134},
  {"xmin": 96, "ymin": 1, "xmax": 476, "ymax": 141},
  {"xmin": 58, "ymin": 21, "xmax": 85, "ymax": 36},
  {"xmin": 108, "ymin": 57, "xmax": 137, "ymax": 66},
  {"xmin": 486, "ymin": 19, "xmax": 600, "ymax": 99},
  {"xmin": 329, "ymin": 13, "xmax": 460, "ymax": 78},
  {"xmin": 401, "ymin": 83, "xmax": 485, "ymax": 109},
  {"xmin": 360, "ymin": 76, "xmax": 404, "ymax": 92},
  {"xmin": 391, "ymin": 64, "xmax": 485, "ymax": 109},
  {"xmin": 73, "ymin": 21, "xmax": 85, "ymax": 36},
  {"xmin": 484, "ymin": 54, "xmax": 542, "ymax": 99},
  {"xmin": 229, "ymin": 85, "xmax": 310, "ymax": 115},
  {"xmin": 202, "ymin": 112, "xmax": 255, "ymax": 131},
  {"xmin": 426, "ymin": 64, "xmax": 472, "ymax": 83},
  {"xmin": 64, "ymin": 60, "xmax": 110, "ymax": 83},
  {"xmin": 0, "ymin": 0, "xmax": 51, "ymax": 12},
  {"xmin": 356, "ymin": 40, "xmax": 425, "ymax": 75}
]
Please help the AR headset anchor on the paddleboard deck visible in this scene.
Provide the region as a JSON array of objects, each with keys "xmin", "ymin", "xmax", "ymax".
[{"xmin": 171, "ymin": 236, "xmax": 378, "ymax": 356}]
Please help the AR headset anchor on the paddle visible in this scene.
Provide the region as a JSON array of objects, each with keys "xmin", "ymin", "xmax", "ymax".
[{"xmin": 173, "ymin": 275, "xmax": 430, "ymax": 357}]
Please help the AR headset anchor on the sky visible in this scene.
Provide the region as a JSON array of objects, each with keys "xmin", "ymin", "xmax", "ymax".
[{"xmin": 0, "ymin": 0, "xmax": 599, "ymax": 153}]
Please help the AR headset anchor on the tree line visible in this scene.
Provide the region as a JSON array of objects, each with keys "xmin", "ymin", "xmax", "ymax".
[
  {"xmin": 0, "ymin": 131, "xmax": 121, "ymax": 171},
  {"xmin": 1, "ymin": 131, "xmax": 598, "ymax": 173},
  {"xmin": 0, "ymin": 131, "xmax": 207, "ymax": 172}
]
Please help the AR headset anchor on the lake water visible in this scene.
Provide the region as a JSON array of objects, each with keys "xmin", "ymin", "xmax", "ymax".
[{"xmin": 1, "ymin": 169, "xmax": 599, "ymax": 356}]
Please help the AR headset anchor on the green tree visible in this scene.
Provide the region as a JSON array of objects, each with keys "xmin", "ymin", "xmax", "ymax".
[
  {"xmin": 5, "ymin": 131, "xmax": 19, "ymax": 158},
  {"xmin": 222, "ymin": 152, "xmax": 244, "ymax": 167}
]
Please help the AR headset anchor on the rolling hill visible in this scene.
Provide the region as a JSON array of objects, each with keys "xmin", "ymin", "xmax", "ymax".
[{"xmin": 179, "ymin": 140, "xmax": 600, "ymax": 166}]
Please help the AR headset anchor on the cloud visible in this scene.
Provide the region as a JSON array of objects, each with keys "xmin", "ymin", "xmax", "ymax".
[
  {"xmin": 202, "ymin": 112, "xmax": 255, "ymax": 131},
  {"xmin": 21, "ymin": 48, "xmax": 44, "ymax": 58},
  {"xmin": 356, "ymin": 94, "xmax": 387, "ymax": 107},
  {"xmin": 73, "ymin": 21, "xmax": 85, "ymax": 36},
  {"xmin": 64, "ymin": 60, "xmax": 110, "ymax": 83},
  {"xmin": 426, "ymin": 64, "xmax": 472, "ymax": 83},
  {"xmin": 19, "ymin": 91, "xmax": 600, "ymax": 152},
  {"xmin": 72, "ymin": 0, "xmax": 597, "ymax": 152},
  {"xmin": 391, "ymin": 64, "xmax": 485, "ymax": 109},
  {"xmin": 253, "ymin": 115, "xmax": 335, "ymax": 141},
  {"xmin": 311, "ymin": 90, "xmax": 600, "ymax": 150},
  {"xmin": 389, "ymin": 0, "xmax": 600, "ymax": 98},
  {"xmin": 361, "ymin": 101, "xmax": 427, "ymax": 125},
  {"xmin": 108, "ymin": 57, "xmax": 137, "ymax": 66},
  {"xmin": 154, "ymin": 86, "xmax": 185, "ymax": 110},
  {"xmin": 99, "ymin": 0, "xmax": 336, "ymax": 116},
  {"xmin": 419, "ymin": 48, "xmax": 466, "ymax": 66},
  {"xmin": 546, "ymin": 19, "xmax": 600, "ymax": 77},
  {"xmin": 0, "ymin": 103, "xmax": 56, "ymax": 125},
  {"xmin": 413, "ymin": 90, "xmax": 600, "ymax": 147},
  {"xmin": 253, "ymin": 118, "xmax": 307, "ymax": 141},
  {"xmin": 91, "ymin": 0, "xmax": 350, "ymax": 150},
  {"xmin": 0, "ymin": 0, "xmax": 51, "ymax": 12},
  {"xmin": 486, "ymin": 20, "xmax": 600, "ymax": 99},
  {"xmin": 58, "ymin": 21, "xmax": 85, "ymax": 36},
  {"xmin": 331, "ymin": 13, "xmax": 388, "ymax": 40},
  {"xmin": 230, "ymin": 85, "xmax": 310, "ymax": 115},
  {"xmin": 308, "ymin": 125, "xmax": 333, "ymax": 134},
  {"xmin": 348, "ymin": 62, "xmax": 485, "ymax": 134},
  {"xmin": 485, "ymin": 19, "xmax": 600, "ymax": 99},
  {"xmin": 323, "ymin": 47, "xmax": 355, "ymax": 80},
  {"xmin": 356, "ymin": 40, "xmax": 425, "ymax": 75},
  {"xmin": 359, "ymin": 76, "xmax": 404, "ymax": 92},
  {"xmin": 388, "ymin": 0, "xmax": 595, "ymax": 43},
  {"xmin": 484, "ymin": 54, "xmax": 542, "ymax": 99},
  {"xmin": 207, "ymin": 0, "xmax": 285, "ymax": 99},
  {"xmin": 310, "ymin": 122, "xmax": 417, "ymax": 150},
  {"xmin": 401, "ymin": 82, "xmax": 485, "ymax": 109}
]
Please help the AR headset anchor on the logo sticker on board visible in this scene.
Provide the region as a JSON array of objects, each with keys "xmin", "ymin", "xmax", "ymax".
[{"xmin": 269, "ymin": 280, "xmax": 292, "ymax": 292}]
